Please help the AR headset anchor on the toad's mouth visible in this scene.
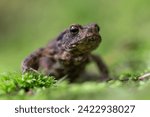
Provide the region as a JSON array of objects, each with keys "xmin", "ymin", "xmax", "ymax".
[
  {"xmin": 70, "ymin": 35, "xmax": 101, "ymax": 47},
  {"xmin": 65, "ymin": 35, "xmax": 101, "ymax": 53}
]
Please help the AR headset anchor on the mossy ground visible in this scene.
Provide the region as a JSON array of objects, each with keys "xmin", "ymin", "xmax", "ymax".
[{"xmin": 0, "ymin": 71, "xmax": 150, "ymax": 100}]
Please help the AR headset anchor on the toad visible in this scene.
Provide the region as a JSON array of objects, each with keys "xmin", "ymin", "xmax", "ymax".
[{"xmin": 22, "ymin": 23, "xmax": 109, "ymax": 82}]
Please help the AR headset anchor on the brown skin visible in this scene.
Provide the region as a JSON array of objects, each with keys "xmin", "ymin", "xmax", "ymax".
[{"xmin": 22, "ymin": 23, "xmax": 109, "ymax": 82}]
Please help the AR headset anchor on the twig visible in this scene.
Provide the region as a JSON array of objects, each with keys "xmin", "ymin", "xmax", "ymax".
[{"xmin": 139, "ymin": 72, "xmax": 150, "ymax": 80}]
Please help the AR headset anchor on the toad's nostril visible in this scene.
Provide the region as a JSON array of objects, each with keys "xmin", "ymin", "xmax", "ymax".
[{"xmin": 94, "ymin": 24, "xmax": 100, "ymax": 32}]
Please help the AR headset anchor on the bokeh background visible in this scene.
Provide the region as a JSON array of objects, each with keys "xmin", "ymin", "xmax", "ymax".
[{"xmin": 0, "ymin": 0, "xmax": 150, "ymax": 76}]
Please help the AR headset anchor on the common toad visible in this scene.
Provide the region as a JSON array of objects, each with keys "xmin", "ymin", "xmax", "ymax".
[{"xmin": 22, "ymin": 23, "xmax": 109, "ymax": 82}]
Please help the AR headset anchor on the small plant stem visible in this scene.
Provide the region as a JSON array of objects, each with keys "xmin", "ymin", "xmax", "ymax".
[{"xmin": 139, "ymin": 72, "xmax": 150, "ymax": 80}]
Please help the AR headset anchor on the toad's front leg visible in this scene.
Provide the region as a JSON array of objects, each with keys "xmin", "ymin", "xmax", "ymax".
[
  {"xmin": 90, "ymin": 54, "xmax": 109, "ymax": 81},
  {"xmin": 22, "ymin": 48, "xmax": 44, "ymax": 73}
]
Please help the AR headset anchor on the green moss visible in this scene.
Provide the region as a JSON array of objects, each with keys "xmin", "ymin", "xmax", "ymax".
[
  {"xmin": 0, "ymin": 72, "xmax": 56, "ymax": 95},
  {"xmin": 0, "ymin": 71, "xmax": 150, "ymax": 100}
]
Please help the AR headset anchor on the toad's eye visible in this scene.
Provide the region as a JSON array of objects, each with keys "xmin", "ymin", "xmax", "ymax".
[{"xmin": 70, "ymin": 25, "xmax": 79, "ymax": 35}]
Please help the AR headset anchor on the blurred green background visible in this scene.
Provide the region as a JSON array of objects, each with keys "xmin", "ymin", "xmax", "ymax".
[{"xmin": 0, "ymin": 0, "xmax": 150, "ymax": 77}]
